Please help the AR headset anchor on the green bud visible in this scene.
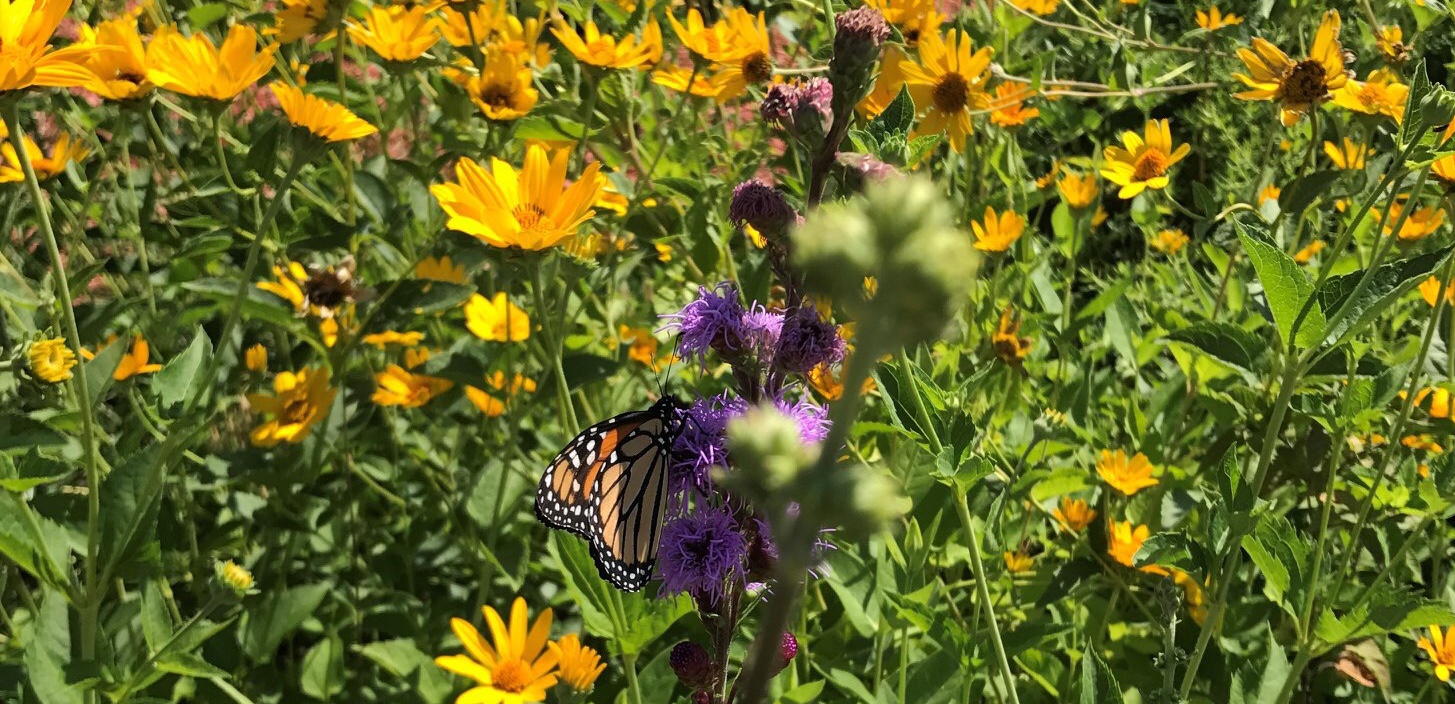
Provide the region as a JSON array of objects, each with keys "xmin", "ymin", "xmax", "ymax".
[
  {"xmin": 812, "ymin": 464, "xmax": 909, "ymax": 540},
  {"xmin": 723, "ymin": 405, "xmax": 819, "ymax": 505},
  {"xmin": 791, "ymin": 203, "xmax": 878, "ymax": 305},
  {"xmin": 1420, "ymin": 86, "xmax": 1455, "ymax": 133},
  {"xmin": 859, "ymin": 175, "xmax": 957, "ymax": 250},
  {"xmin": 874, "ymin": 223, "xmax": 980, "ymax": 347}
]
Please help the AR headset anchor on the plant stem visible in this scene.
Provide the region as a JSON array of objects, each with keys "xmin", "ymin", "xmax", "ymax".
[{"xmin": 955, "ymin": 492, "xmax": 1023, "ymax": 704}]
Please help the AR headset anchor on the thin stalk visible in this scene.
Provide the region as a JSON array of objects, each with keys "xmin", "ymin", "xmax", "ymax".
[{"xmin": 955, "ymin": 493, "xmax": 1022, "ymax": 704}]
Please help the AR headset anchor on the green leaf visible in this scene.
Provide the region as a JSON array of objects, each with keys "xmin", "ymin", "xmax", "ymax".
[
  {"xmin": 1255, "ymin": 627, "xmax": 1291, "ymax": 704},
  {"xmin": 0, "ymin": 493, "xmax": 70, "ymax": 587},
  {"xmin": 1079, "ymin": 649, "xmax": 1124, "ymax": 704},
  {"xmin": 100, "ymin": 445, "xmax": 165, "ymax": 582},
  {"xmin": 83, "ymin": 338, "xmax": 127, "ymax": 407},
  {"xmin": 867, "ymin": 86, "xmax": 915, "ymax": 142},
  {"xmin": 154, "ymin": 332, "xmax": 211, "ymax": 409},
  {"xmin": 775, "ymin": 681, "xmax": 826, "ymax": 703},
  {"xmin": 614, "ymin": 590, "xmax": 692, "ymax": 656},
  {"xmin": 243, "ymin": 583, "xmax": 330, "ymax": 662},
  {"xmin": 300, "ymin": 636, "xmax": 344, "ymax": 699},
  {"xmin": 357, "ymin": 639, "xmax": 429, "ymax": 677},
  {"xmin": 186, "ymin": 3, "xmax": 229, "ymax": 28},
  {"xmin": 1314, "ymin": 244, "xmax": 1454, "ymax": 348},
  {"xmin": 1240, "ymin": 514, "xmax": 1307, "ymax": 611},
  {"xmin": 141, "ymin": 580, "xmax": 173, "ymax": 652},
  {"xmin": 932, "ymin": 448, "xmax": 994, "ymax": 492},
  {"xmin": 25, "ymin": 588, "xmax": 81, "ymax": 704},
  {"xmin": 155, "ymin": 652, "xmax": 229, "ymax": 679},
  {"xmin": 1315, "ymin": 590, "xmax": 1455, "ymax": 644},
  {"xmin": 1133, "ymin": 531, "xmax": 1204, "ymax": 577},
  {"xmin": 1237, "ymin": 223, "xmax": 1325, "ymax": 349},
  {"xmin": 0, "ymin": 414, "xmax": 67, "ymax": 451},
  {"xmin": 1401, "ymin": 59, "xmax": 1434, "ymax": 148},
  {"xmin": 1277, "ymin": 170, "xmax": 1342, "ymax": 217},
  {"xmin": 0, "ymin": 449, "xmax": 70, "ymax": 491},
  {"xmin": 546, "ymin": 534, "xmax": 618, "ymax": 640},
  {"xmin": 1166, "ymin": 321, "xmax": 1264, "ymax": 373}
]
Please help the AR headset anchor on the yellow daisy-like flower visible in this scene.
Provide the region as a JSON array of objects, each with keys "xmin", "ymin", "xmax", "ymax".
[
  {"xmin": 1419, "ymin": 276, "xmax": 1455, "ymax": 307},
  {"xmin": 0, "ymin": 0, "xmax": 95, "ymax": 93},
  {"xmin": 362, "ymin": 330, "xmax": 425, "ymax": 348},
  {"xmin": 1332, "ymin": 69, "xmax": 1408, "ymax": 123},
  {"xmin": 416, "ymin": 256, "xmax": 467, "ymax": 283},
  {"xmin": 989, "ymin": 83, "xmax": 1039, "ymax": 127},
  {"xmin": 1404, "ymin": 434, "xmax": 1445, "ymax": 454},
  {"xmin": 1435, "ymin": 152, "xmax": 1455, "ymax": 192},
  {"xmin": 1409, "ymin": 387, "xmax": 1453, "ymax": 421},
  {"xmin": 1323, "ymin": 138, "xmax": 1370, "ymax": 169},
  {"xmin": 270, "ymin": 83, "xmax": 378, "ymax": 143},
  {"xmin": 1258, "ymin": 184, "xmax": 1281, "ymax": 204},
  {"xmin": 217, "ymin": 559, "xmax": 255, "ymax": 595},
  {"xmin": 1056, "ymin": 170, "xmax": 1097, "ymax": 209},
  {"xmin": 651, "ymin": 64, "xmax": 721, "ymax": 98},
  {"xmin": 245, "ymin": 343, "xmax": 268, "ymax": 372},
  {"xmin": 465, "ymin": 292, "xmax": 530, "ymax": 342},
  {"xmin": 439, "ymin": 4, "xmax": 553, "ymax": 68},
  {"xmin": 1003, "ymin": 550, "xmax": 1035, "ymax": 573},
  {"xmin": 371, "ymin": 364, "xmax": 453, "ymax": 408},
  {"xmin": 1195, "ymin": 7, "xmax": 1242, "ymax": 31},
  {"xmin": 858, "ymin": 45, "xmax": 906, "ymax": 118},
  {"xmin": 991, "ymin": 306, "xmax": 1032, "ymax": 368},
  {"xmin": 145, "ymin": 24, "xmax": 278, "ymax": 102},
  {"xmin": 1382, "ymin": 202, "xmax": 1446, "ymax": 242},
  {"xmin": 0, "ymin": 130, "xmax": 88, "ymax": 183},
  {"xmin": 703, "ymin": 10, "xmax": 774, "ymax": 102},
  {"xmin": 1293, "ymin": 240, "xmax": 1326, "ymax": 264},
  {"xmin": 448, "ymin": 47, "xmax": 538, "ymax": 121},
  {"xmin": 1233, "ymin": 10, "xmax": 1348, "ymax": 127},
  {"xmin": 1100, "ymin": 119, "xmax": 1191, "ymax": 199},
  {"xmin": 865, "ymin": 0, "xmax": 944, "ymax": 44},
  {"xmin": 1053, "ymin": 497, "xmax": 1096, "ymax": 533},
  {"xmin": 551, "ymin": 19, "xmax": 662, "ymax": 70},
  {"xmin": 431, "ymin": 144, "xmax": 605, "ymax": 250},
  {"xmin": 1009, "ymin": 0, "xmax": 1059, "ymax": 17},
  {"xmin": 902, "ymin": 29, "xmax": 993, "ymax": 153},
  {"xmin": 27, "ymin": 337, "xmax": 75, "ymax": 383},
  {"xmin": 76, "ymin": 16, "xmax": 153, "ymax": 100},
  {"xmin": 436, "ymin": 598, "xmax": 560, "ymax": 704},
  {"xmin": 1096, "ymin": 449, "xmax": 1159, "ymax": 496},
  {"xmin": 1376, "ymin": 26, "xmax": 1410, "ymax": 66},
  {"xmin": 1107, "ymin": 520, "xmax": 1167, "ymax": 573},
  {"xmin": 348, "ymin": 4, "xmax": 439, "ymax": 63},
  {"xmin": 245, "ymin": 367, "xmax": 336, "ymax": 447},
  {"xmin": 404, "ymin": 347, "xmax": 432, "ymax": 369},
  {"xmin": 114, "ymin": 335, "xmax": 162, "ymax": 381},
  {"xmin": 668, "ymin": 8, "xmax": 749, "ymax": 63},
  {"xmin": 270, "ymin": 0, "xmax": 332, "ymax": 43},
  {"xmin": 1150, "ymin": 228, "xmax": 1189, "ymax": 255},
  {"xmin": 1419, "ymin": 626, "xmax": 1455, "ymax": 681},
  {"xmin": 971, "ymin": 206, "xmax": 1025, "ymax": 252},
  {"xmin": 465, "ymin": 372, "xmax": 537, "ymax": 417},
  {"xmin": 549, "ymin": 635, "xmax": 606, "ymax": 692}
]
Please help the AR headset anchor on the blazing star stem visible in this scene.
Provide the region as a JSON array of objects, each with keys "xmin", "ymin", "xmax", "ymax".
[{"xmin": 955, "ymin": 492, "xmax": 1023, "ymax": 704}]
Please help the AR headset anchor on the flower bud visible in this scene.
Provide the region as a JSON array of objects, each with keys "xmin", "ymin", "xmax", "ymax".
[
  {"xmin": 216, "ymin": 559, "xmax": 255, "ymax": 598},
  {"xmin": 670, "ymin": 641, "xmax": 714, "ymax": 690},
  {"xmin": 837, "ymin": 153, "xmax": 900, "ymax": 193},
  {"xmin": 731, "ymin": 179, "xmax": 799, "ymax": 241},
  {"xmin": 723, "ymin": 405, "xmax": 818, "ymax": 502},
  {"xmin": 774, "ymin": 305, "xmax": 846, "ymax": 375},
  {"xmin": 774, "ymin": 632, "xmax": 799, "ymax": 675},
  {"xmin": 829, "ymin": 8, "xmax": 890, "ymax": 117},
  {"xmin": 859, "ymin": 175, "xmax": 957, "ymax": 250},
  {"xmin": 790, "ymin": 203, "xmax": 878, "ymax": 306},
  {"xmin": 691, "ymin": 691, "xmax": 712, "ymax": 704}
]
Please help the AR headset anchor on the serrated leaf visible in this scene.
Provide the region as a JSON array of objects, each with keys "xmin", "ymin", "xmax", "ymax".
[
  {"xmin": 1079, "ymin": 649, "xmax": 1124, "ymax": 704},
  {"xmin": 155, "ymin": 651, "xmax": 229, "ymax": 679},
  {"xmin": 1166, "ymin": 321, "xmax": 1264, "ymax": 373},
  {"xmin": 1314, "ymin": 244, "xmax": 1454, "ymax": 349},
  {"xmin": 867, "ymin": 86, "xmax": 915, "ymax": 142},
  {"xmin": 243, "ymin": 584, "xmax": 331, "ymax": 662},
  {"xmin": 1238, "ymin": 223, "xmax": 1325, "ymax": 349},
  {"xmin": 25, "ymin": 589, "xmax": 80, "ymax": 704},
  {"xmin": 154, "ymin": 332, "xmax": 211, "ymax": 409}
]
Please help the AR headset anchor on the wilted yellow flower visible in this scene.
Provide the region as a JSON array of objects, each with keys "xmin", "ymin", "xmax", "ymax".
[
  {"xmin": 1376, "ymin": 26, "xmax": 1410, "ymax": 65},
  {"xmin": 27, "ymin": 337, "xmax": 76, "ymax": 383},
  {"xmin": 431, "ymin": 144, "xmax": 605, "ymax": 250},
  {"xmin": 416, "ymin": 256, "xmax": 466, "ymax": 283},
  {"xmin": 404, "ymin": 347, "xmax": 432, "ymax": 369},
  {"xmin": 1097, "ymin": 449, "xmax": 1159, "ymax": 496},
  {"xmin": 651, "ymin": 64, "xmax": 721, "ymax": 98},
  {"xmin": 1035, "ymin": 160, "xmax": 1064, "ymax": 190},
  {"xmin": 1419, "ymin": 626, "xmax": 1455, "ymax": 681},
  {"xmin": 146, "ymin": 24, "xmax": 277, "ymax": 101},
  {"xmin": 449, "ymin": 47, "xmax": 538, "ymax": 120},
  {"xmin": 1057, "ymin": 170, "xmax": 1097, "ymax": 209},
  {"xmin": 0, "ymin": 131, "xmax": 88, "ymax": 182},
  {"xmin": 1010, "ymin": 0, "xmax": 1059, "ymax": 16},
  {"xmin": 270, "ymin": 83, "xmax": 377, "ymax": 143},
  {"xmin": 245, "ymin": 343, "xmax": 268, "ymax": 372},
  {"xmin": 0, "ymin": 0, "xmax": 95, "ymax": 93},
  {"xmin": 991, "ymin": 306, "xmax": 1032, "ymax": 368},
  {"xmin": 550, "ymin": 635, "xmax": 606, "ymax": 692},
  {"xmin": 1003, "ymin": 550, "xmax": 1035, "ymax": 573},
  {"xmin": 270, "ymin": 0, "xmax": 332, "ymax": 43},
  {"xmin": 114, "ymin": 335, "xmax": 162, "ymax": 381},
  {"xmin": 1419, "ymin": 276, "xmax": 1455, "ymax": 306},
  {"xmin": 971, "ymin": 206, "xmax": 1025, "ymax": 252},
  {"xmin": 1101, "ymin": 119, "xmax": 1191, "ymax": 199},
  {"xmin": 372, "ymin": 364, "xmax": 453, "ymax": 408},
  {"xmin": 551, "ymin": 19, "xmax": 662, "ymax": 69},
  {"xmin": 989, "ymin": 83, "xmax": 1039, "ymax": 127},
  {"xmin": 1108, "ymin": 520, "xmax": 1167, "ymax": 573},
  {"xmin": 903, "ymin": 29, "xmax": 993, "ymax": 153},
  {"xmin": 465, "ymin": 372, "xmax": 537, "ymax": 417},
  {"xmin": 1375, "ymin": 200, "xmax": 1446, "ymax": 241},
  {"xmin": 217, "ymin": 560, "xmax": 255, "ymax": 595},
  {"xmin": 1195, "ymin": 6, "xmax": 1242, "ymax": 30},
  {"xmin": 1150, "ymin": 229, "xmax": 1189, "ymax": 255},
  {"xmin": 1053, "ymin": 497, "xmax": 1096, "ymax": 533},
  {"xmin": 465, "ymin": 292, "xmax": 530, "ymax": 342},
  {"xmin": 1233, "ymin": 10, "xmax": 1348, "ymax": 126},
  {"xmin": 1332, "ymin": 69, "xmax": 1408, "ymax": 123},
  {"xmin": 1293, "ymin": 240, "xmax": 1326, "ymax": 264},
  {"xmin": 348, "ymin": 4, "xmax": 439, "ymax": 63},
  {"xmin": 246, "ymin": 367, "xmax": 336, "ymax": 447},
  {"xmin": 76, "ymin": 17, "xmax": 153, "ymax": 100},
  {"xmin": 436, "ymin": 598, "xmax": 559, "ymax": 702},
  {"xmin": 1259, "ymin": 184, "xmax": 1281, "ymax": 204}
]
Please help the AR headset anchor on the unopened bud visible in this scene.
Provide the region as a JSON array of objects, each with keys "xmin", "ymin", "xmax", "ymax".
[
  {"xmin": 830, "ymin": 8, "xmax": 890, "ymax": 116},
  {"xmin": 216, "ymin": 559, "xmax": 255, "ymax": 598},
  {"xmin": 724, "ymin": 405, "xmax": 817, "ymax": 502},
  {"xmin": 670, "ymin": 641, "xmax": 714, "ymax": 690},
  {"xmin": 774, "ymin": 632, "xmax": 799, "ymax": 675},
  {"xmin": 731, "ymin": 179, "xmax": 799, "ymax": 241},
  {"xmin": 791, "ymin": 204, "xmax": 877, "ymax": 306}
]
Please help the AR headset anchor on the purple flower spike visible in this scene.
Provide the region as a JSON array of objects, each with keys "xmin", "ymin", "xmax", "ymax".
[
  {"xmin": 742, "ymin": 303, "xmax": 785, "ymax": 352},
  {"xmin": 662, "ymin": 283, "xmax": 748, "ymax": 363},
  {"xmin": 774, "ymin": 305, "xmax": 846, "ymax": 374},
  {"xmin": 658, "ymin": 506, "xmax": 748, "ymax": 604},
  {"xmin": 672, "ymin": 392, "xmax": 746, "ymax": 495}
]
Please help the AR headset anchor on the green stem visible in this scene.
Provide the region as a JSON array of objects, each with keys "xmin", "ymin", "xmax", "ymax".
[
  {"xmin": 117, "ymin": 110, "xmax": 157, "ymax": 314},
  {"xmin": 531, "ymin": 258, "xmax": 578, "ymax": 430},
  {"xmin": 955, "ymin": 493, "xmax": 1022, "ymax": 704}
]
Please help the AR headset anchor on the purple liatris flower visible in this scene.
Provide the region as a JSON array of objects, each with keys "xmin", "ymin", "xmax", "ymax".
[
  {"xmin": 774, "ymin": 305, "xmax": 846, "ymax": 374},
  {"xmin": 777, "ymin": 394, "xmax": 831, "ymax": 444},
  {"xmin": 658, "ymin": 506, "xmax": 748, "ymax": 604},
  {"xmin": 741, "ymin": 304, "xmax": 784, "ymax": 352},
  {"xmin": 662, "ymin": 283, "xmax": 748, "ymax": 363},
  {"xmin": 672, "ymin": 392, "xmax": 742, "ymax": 495},
  {"xmin": 730, "ymin": 180, "xmax": 798, "ymax": 237}
]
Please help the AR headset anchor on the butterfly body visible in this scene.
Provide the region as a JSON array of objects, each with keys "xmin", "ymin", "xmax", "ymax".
[{"xmin": 535, "ymin": 396, "xmax": 686, "ymax": 591}]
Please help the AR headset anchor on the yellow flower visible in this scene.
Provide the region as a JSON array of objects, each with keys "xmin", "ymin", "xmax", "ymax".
[
  {"xmin": 1323, "ymin": 139, "xmax": 1371, "ymax": 170},
  {"xmin": 1233, "ymin": 10, "xmax": 1348, "ymax": 126},
  {"xmin": 1173, "ymin": 570, "xmax": 1208, "ymax": 624},
  {"xmin": 1010, "ymin": 0, "xmax": 1059, "ymax": 17},
  {"xmin": 1195, "ymin": 7, "xmax": 1242, "ymax": 30},
  {"xmin": 1410, "ymin": 387, "xmax": 1453, "ymax": 420},
  {"xmin": 1376, "ymin": 26, "xmax": 1410, "ymax": 65},
  {"xmin": 1435, "ymin": 152, "xmax": 1455, "ymax": 191},
  {"xmin": 1108, "ymin": 520, "xmax": 1166, "ymax": 573},
  {"xmin": 1057, "ymin": 170, "xmax": 1097, "ymax": 209},
  {"xmin": 1091, "ymin": 205, "xmax": 1109, "ymax": 228},
  {"xmin": 372, "ymin": 364, "xmax": 453, "ymax": 408},
  {"xmin": 971, "ymin": 206, "xmax": 1025, "ymax": 252},
  {"xmin": 146, "ymin": 24, "xmax": 278, "ymax": 101},
  {"xmin": 217, "ymin": 560, "xmax": 255, "ymax": 595},
  {"xmin": 1332, "ymin": 69, "xmax": 1408, "ymax": 123},
  {"xmin": 651, "ymin": 64, "xmax": 722, "ymax": 98},
  {"xmin": 246, "ymin": 367, "xmax": 336, "ymax": 447},
  {"xmin": 270, "ymin": 82, "xmax": 377, "ymax": 143},
  {"xmin": 465, "ymin": 372, "xmax": 537, "ymax": 417},
  {"xmin": 1293, "ymin": 240, "xmax": 1326, "ymax": 264},
  {"xmin": 27, "ymin": 337, "xmax": 75, "ymax": 383},
  {"xmin": 245, "ymin": 343, "xmax": 268, "ymax": 372},
  {"xmin": 1053, "ymin": 497, "xmax": 1096, "ymax": 533},
  {"xmin": 270, "ymin": 0, "xmax": 332, "ymax": 43},
  {"xmin": 436, "ymin": 598, "xmax": 559, "ymax": 703},
  {"xmin": 989, "ymin": 83, "xmax": 1039, "ymax": 128},
  {"xmin": 549, "ymin": 635, "xmax": 605, "ymax": 692},
  {"xmin": 362, "ymin": 330, "xmax": 425, "ymax": 348},
  {"xmin": 431, "ymin": 144, "xmax": 605, "ymax": 250},
  {"xmin": 76, "ymin": 16, "xmax": 153, "ymax": 100},
  {"xmin": 703, "ymin": 10, "xmax": 774, "ymax": 102},
  {"xmin": 991, "ymin": 306, "xmax": 1032, "ymax": 368},
  {"xmin": 865, "ymin": 0, "xmax": 944, "ymax": 43},
  {"xmin": 404, "ymin": 347, "xmax": 432, "ymax": 369},
  {"xmin": 551, "ymin": 19, "xmax": 662, "ymax": 70},
  {"xmin": 1419, "ymin": 626, "xmax": 1455, "ymax": 681},
  {"xmin": 619, "ymin": 325, "xmax": 661, "ymax": 369},
  {"xmin": 1259, "ymin": 184, "xmax": 1281, "ymax": 204},
  {"xmin": 0, "ymin": 0, "xmax": 95, "ymax": 93},
  {"xmin": 1375, "ymin": 200, "xmax": 1446, "ymax": 241},
  {"xmin": 1419, "ymin": 276, "xmax": 1455, "ymax": 306},
  {"xmin": 1150, "ymin": 228, "xmax": 1189, "ymax": 255},
  {"xmin": 1403, "ymin": 434, "xmax": 1445, "ymax": 454},
  {"xmin": 448, "ymin": 47, "xmax": 538, "ymax": 121},
  {"xmin": 465, "ymin": 292, "xmax": 530, "ymax": 342},
  {"xmin": 1097, "ymin": 449, "xmax": 1159, "ymax": 496},
  {"xmin": 902, "ymin": 29, "xmax": 993, "ymax": 153},
  {"xmin": 1100, "ymin": 119, "xmax": 1191, "ymax": 199},
  {"xmin": 348, "ymin": 4, "xmax": 439, "ymax": 63},
  {"xmin": 859, "ymin": 46, "xmax": 907, "ymax": 117},
  {"xmin": 1003, "ymin": 550, "xmax": 1035, "ymax": 573},
  {"xmin": 416, "ymin": 256, "xmax": 466, "ymax": 283},
  {"xmin": 438, "ymin": 3, "xmax": 552, "ymax": 68},
  {"xmin": 0, "ymin": 131, "xmax": 88, "ymax": 183},
  {"xmin": 669, "ymin": 8, "xmax": 750, "ymax": 63},
  {"xmin": 114, "ymin": 335, "xmax": 162, "ymax": 381},
  {"xmin": 318, "ymin": 309, "xmax": 349, "ymax": 346}
]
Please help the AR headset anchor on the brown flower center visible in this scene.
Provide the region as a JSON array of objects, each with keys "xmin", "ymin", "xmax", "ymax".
[
  {"xmin": 1281, "ymin": 59, "xmax": 1329, "ymax": 104},
  {"xmin": 512, "ymin": 203, "xmax": 549, "ymax": 231},
  {"xmin": 477, "ymin": 82, "xmax": 516, "ymax": 109},
  {"xmin": 933, "ymin": 73, "xmax": 970, "ymax": 112},
  {"xmin": 492, "ymin": 659, "xmax": 532, "ymax": 693},
  {"xmin": 1131, "ymin": 150, "xmax": 1170, "ymax": 182},
  {"xmin": 281, "ymin": 397, "xmax": 311, "ymax": 424},
  {"xmin": 303, "ymin": 271, "xmax": 353, "ymax": 312},
  {"xmin": 742, "ymin": 52, "xmax": 773, "ymax": 84}
]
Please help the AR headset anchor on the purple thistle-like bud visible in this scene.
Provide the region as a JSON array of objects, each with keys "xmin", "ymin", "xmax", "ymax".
[
  {"xmin": 829, "ymin": 8, "xmax": 889, "ymax": 118},
  {"xmin": 730, "ymin": 180, "xmax": 798, "ymax": 237},
  {"xmin": 760, "ymin": 83, "xmax": 799, "ymax": 126},
  {"xmin": 834, "ymin": 7, "xmax": 890, "ymax": 51},
  {"xmin": 797, "ymin": 78, "xmax": 834, "ymax": 126},
  {"xmin": 661, "ymin": 283, "xmax": 749, "ymax": 364},
  {"xmin": 691, "ymin": 691, "xmax": 712, "ymax": 704},
  {"xmin": 774, "ymin": 632, "xmax": 800, "ymax": 675},
  {"xmin": 774, "ymin": 305, "xmax": 847, "ymax": 375},
  {"xmin": 658, "ymin": 506, "xmax": 749, "ymax": 604},
  {"xmin": 838, "ymin": 152, "xmax": 899, "ymax": 182},
  {"xmin": 670, "ymin": 642, "xmax": 714, "ymax": 690}
]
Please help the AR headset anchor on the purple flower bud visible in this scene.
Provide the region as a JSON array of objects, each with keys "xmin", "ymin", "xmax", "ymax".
[
  {"xmin": 691, "ymin": 692, "xmax": 712, "ymax": 704},
  {"xmin": 760, "ymin": 83, "xmax": 799, "ymax": 126},
  {"xmin": 670, "ymin": 641, "xmax": 714, "ymax": 690},
  {"xmin": 658, "ymin": 506, "xmax": 748, "ymax": 604},
  {"xmin": 774, "ymin": 305, "xmax": 847, "ymax": 374},
  {"xmin": 830, "ymin": 8, "xmax": 889, "ymax": 117},
  {"xmin": 834, "ymin": 7, "xmax": 890, "ymax": 52},
  {"xmin": 797, "ymin": 78, "xmax": 834, "ymax": 126},
  {"xmin": 775, "ymin": 632, "xmax": 799, "ymax": 675},
  {"xmin": 730, "ymin": 180, "xmax": 798, "ymax": 238},
  {"xmin": 838, "ymin": 153, "xmax": 900, "ymax": 182}
]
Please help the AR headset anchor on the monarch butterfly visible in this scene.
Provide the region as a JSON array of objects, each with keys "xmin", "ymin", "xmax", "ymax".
[{"xmin": 535, "ymin": 396, "xmax": 687, "ymax": 591}]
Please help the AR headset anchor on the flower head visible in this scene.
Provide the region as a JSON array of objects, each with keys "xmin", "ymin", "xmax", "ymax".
[
  {"xmin": 1376, "ymin": 200, "xmax": 1446, "ymax": 241},
  {"xmin": 774, "ymin": 306, "xmax": 846, "ymax": 374},
  {"xmin": 270, "ymin": 0, "xmax": 334, "ymax": 43},
  {"xmin": 217, "ymin": 560, "xmax": 255, "ymax": 595},
  {"xmin": 466, "ymin": 372, "xmax": 537, "ymax": 417},
  {"xmin": 858, "ymin": 45, "xmax": 906, "ymax": 117},
  {"xmin": 662, "ymin": 282, "xmax": 749, "ymax": 363},
  {"xmin": 989, "ymin": 83, "xmax": 1039, "ymax": 127},
  {"xmin": 436, "ymin": 598, "xmax": 560, "ymax": 703},
  {"xmin": 146, "ymin": 24, "xmax": 277, "ymax": 102},
  {"xmin": 658, "ymin": 506, "xmax": 748, "ymax": 604},
  {"xmin": 1150, "ymin": 228, "xmax": 1189, "ymax": 255},
  {"xmin": 1097, "ymin": 449, "xmax": 1159, "ymax": 496},
  {"xmin": 1324, "ymin": 138, "xmax": 1371, "ymax": 169},
  {"xmin": 1376, "ymin": 26, "xmax": 1410, "ymax": 66},
  {"xmin": 1233, "ymin": 10, "xmax": 1349, "ymax": 126},
  {"xmin": 271, "ymin": 83, "xmax": 378, "ymax": 143},
  {"xmin": 1293, "ymin": 240, "xmax": 1326, "ymax": 264},
  {"xmin": 76, "ymin": 16, "xmax": 153, "ymax": 100},
  {"xmin": 1420, "ymin": 276, "xmax": 1455, "ymax": 307},
  {"xmin": 416, "ymin": 256, "xmax": 467, "ymax": 283},
  {"xmin": 246, "ymin": 367, "xmax": 336, "ymax": 447},
  {"xmin": 0, "ymin": 0, "xmax": 95, "ymax": 93},
  {"xmin": 902, "ymin": 29, "xmax": 993, "ymax": 153},
  {"xmin": 730, "ymin": 179, "xmax": 799, "ymax": 237},
  {"xmin": 432, "ymin": 145, "xmax": 605, "ymax": 250},
  {"xmin": 450, "ymin": 47, "xmax": 539, "ymax": 121},
  {"xmin": 348, "ymin": 5, "xmax": 438, "ymax": 63},
  {"xmin": 863, "ymin": 0, "xmax": 939, "ymax": 44},
  {"xmin": 1010, "ymin": 0, "xmax": 1059, "ymax": 17},
  {"xmin": 0, "ymin": 130, "xmax": 87, "ymax": 183},
  {"xmin": 705, "ymin": 10, "xmax": 774, "ymax": 102},
  {"xmin": 971, "ymin": 206, "xmax": 1025, "ymax": 252},
  {"xmin": 1053, "ymin": 497, "xmax": 1096, "ymax": 533},
  {"xmin": 1259, "ymin": 184, "xmax": 1281, "ymax": 204},
  {"xmin": 549, "ymin": 635, "xmax": 605, "ymax": 692},
  {"xmin": 1057, "ymin": 170, "xmax": 1097, "ymax": 209},
  {"xmin": 670, "ymin": 642, "xmax": 713, "ymax": 690},
  {"xmin": 465, "ymin": 292, "xmax": 530, "ymax": 342},
  {"xmin": 652, "ymin": 64, "xmax": 721, "ymax": 98},
  {"xmin": 257, "ymin": 259, "xmax": 358, "ymax": 319},
  {"xmin": 991, "ymin": 306, "xmax": 1032, "ymax": 368},
  {"xmin": 27, "ymin": 337, "xmax": 75, "ymax": 383},
  {"xmin": 372, "ymin": 364, "xmax": 452, "ymax": 408},
  {"xmin": 1410, "ymin": 387, "xmax": 1453, "ymax": 421},
  {"xmin": 551, "ymin": 19, "xmax": 662, "ymax": 69},
  {"xmin": 245, "ymin": 343, "xmax": 268, "ymax": 372},
  {"xmin": 1332, "ymin": 69, "xmax": 1408, "ymax": 123},
  {"xmin": 1108, "ymin": 520, "xmax": 1164, "ymax": 572},
  {"xmin": 114, "ymin": 335, "xmax": 162, "ymax": 381},
  {"xmin": 1195, "ymin": 7, "xmax": 1242, "ymax": 30},
  {"xmin": 1419, "ymin": 626, "xmax": 1455, "ymax": 681},
  {"xmin": 1101, "ymin": 119, "xmax": 1191, "ymax": 199},
  {"xmin": 1003, "ymin": 550, "xmax": 1035, "ymax": 573}
]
